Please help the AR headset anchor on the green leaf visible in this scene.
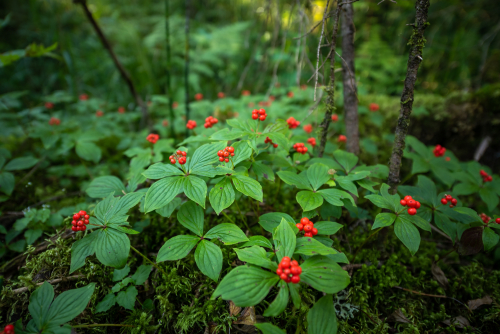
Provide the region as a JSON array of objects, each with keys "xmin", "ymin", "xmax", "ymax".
[
  {"xmin": 116, "ymin": 285, "xmax": 138, "ymax": 310},
  {"xmin": 300, "ymin": 255, "xmax": 350, "ymax": 294},
  {"xmin": 259, "ymin": 212, "xmax": 295, "ymax": 233},
  {"xmin": 255, "ymin": 323, "xmax": 286, "ymax": 334},
  {"xmin": 13, "ymin": 217, "xmax": 31, "ymax": 231},
  {"xmin": 188, "ymin": 142, "xmax": 227, "ymax": 177},
  {"xmin": 95, "ymin": 293, "xmax": 116, "ymax": 313},
  {"xmin": 210, "ymin": 128, "xmax": 245, "ymax": 141},
  {"xmin": 294, "ymin": 237, "xmax": 338, "ymax": 256},
  {"xmin": 483, "ymin": 227, "xmax": 499, "ymax": 252},
  {"xmin": 112, "ymin": 277, "xmax": 134, "ymax": 293},
  {"xmin": 288, "ymin": 282, "xmax": 301, "ymax": 308},
  {"xmin": 452, "ymin": 207, "xmax": 483, "ymax": 224},
  {"xmin": 401, "ymin": 214, "xmax": 431, "ymax": 232},
  {"xmin": 273, "ymin": 218, "xmax": 297, "ymax": 261},
  {"xmin": 307, "ymin": 294, "xmax": 338, "ymax": 334},
  {"xmin": 265, "ymin": 132, "xmax": 289, "ymax": 149},
  {"xmin": 156, "ymin": 197, "xmax": 182, "ymax": 218},
  {"xmin": 131, "ymin": 265, "xmax": 152, "ymax": 285},
  {"xmin": 416, "ymin": 175, "xmax": 438, "ymax": 206},
  {"xmin": 263, "ymin": 281, "xmax": 289, "ymax": 316},
  {"xmin": 335, "ymin": 178, "xmax": 358, "ymax": 197},
  {"xmin": 142, "ymin": 163, "xmax": 184, "ymax": 179},
  {"xmin": 277, "ymin": 171, "xmax": 312, "ymax": 190},
  {"xmin": 296, "ymin": 191, "xmax": 323, "ymax": 211},
  {"xmin": 211, "ymin": 265, "xmax": 279, "ymax": 307},
  {"xmin": 195, "ymin": 240, "xmax": 223, "ymax": 281},
  {"xmin": 95, "ymin": 228, "xmax": 130, "ymax": 269},
  {"xmin": 318, "ymin": 189, "xmax": 355, "ymax": 207},
  {"xmin": 394, "ymin": 217, "xmax": 420, "ymax": 255},
  {"xmin": 110, "ymin": 192, "xmax": 144, "ymax": 217},
  {"xmin": 28, "ymin": 281, "xmax": 54, "ymax": 329},
  {"xmin": 453, "ymin": 182, "xmax": 480, "ymax": 196},
  {"xmin": 479, "ymin": 188, "xmax": 499, "ymax": 212},
  {"xmin": 46, "ymin": 283, "xmax": 96, "ymax": 326},
  {"xmin": 235, "ymin": 246, "xmax": 277, "ymax": 270},
  {"xmin": 434, "ymin": 211, "xmax": 457, "ymax": 242},
  {"xmin": 76, "ymin": 141, "xmax": 101, "ymax": 163},
  {"xmin": 372, "ymin": 213, "xmax": 397, "ymax": 229},
  {"xmin": 183, "ymin": 175, "xmax": 207, "ymax": 208},
  {"xmin": 231, "ymin": 175, "xmax": 263, "ymax": 202},
  {"xmin": 0, "ymin": 171, "xmax": 15, "ymax": 195},
  {"xmin": 231, "ymin": 141, "xmax": 253, "ymax": 166},
  {"xmin": 144, "ymin": 176, "xmax": 183, "ymax": 213},
  {"xmin": 209, "ymin": 177, "xmax": 235, "ymax": 215},
  {"xmin": 307, "ymin": 163, "xmax": 330, "ymax": 191},
  {"xmin": 156, "ymin": 235, "xmax": 200, "ymax": 262},
  {"xmin": 112, "ymin": 264, "xmax": 130, "ymax": 281},
  {"xmin": 177, "ymin": 201, "xmax": 205, "ymax": 236},
  {"xmin": 380, "ymin": 183, "xmax": 401, "ymax": 210},
  {"xmin": 333, "ymin": 150, "xmax": 358, "ymax": 172},
  {"xmin": 4, "ymin": 157, "xmax": 38, "ymax": 171},
  {"xmin": 85, "ymin": 176, "xmax": 125, "ymax": 198},
  {"xmin": 8, "ymin": 239, "xmax": 25, "ymax": 252},
  {"xmin": 365, "ymin": 194, "xmax": 393, "ymax": 211},
  {"xmin": 240, "ymin": 236, "xmax": 274, "ymax": 249},
  {"xmin": 252, "ymin": 161, "xmax": 275, "ymax": 181},
  {"xmin": 24, "ymin": 229, "xmax": 43, "ymax": 245},
  {"xmin": 204, "ymin": 223, "xmax": 249, "ymax": 244},
  {"xmin": 356, "ymin": 178, "xmax": 379, "ymax": 192},
  {"xmin": 69, "ymin": 231, "xmax": 99, "ymax": 274},
  {"xmin": 313, "ymin": 221, "xmax": 343, "ymax": 235}
]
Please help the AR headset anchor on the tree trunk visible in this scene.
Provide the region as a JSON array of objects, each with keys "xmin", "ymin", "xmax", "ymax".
[
  {"xmin": 341, "ymin": 3, "xmax": 359, "ymax": 155},
  {"xmin": 165, "ymin": 0, "xmax": 176, "ymax": 137},
  {"xmin": 387, "ymin": 0, "xmax": 431, "ymax": 194}
]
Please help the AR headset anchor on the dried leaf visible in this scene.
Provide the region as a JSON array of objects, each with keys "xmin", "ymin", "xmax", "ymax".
[
  {"xmin": 467, "ymin": 295, "xmax": 493, "ymax": 311},
  {"xmin": 442, "ymin": 315, "xmax": 470, "ymax": 328},
  {"xmin": 233, "ymin": 306, "xmax": 256, "ymax": 325},
  {"xmin": 431, "ymin": 262, "xmax": 448, "ymax": 289},
  {"xmin": 387, "ymin": 309, "xmax": 411, "ymax": 323},
  {"xmin": 457, "ymin": 227, "xmax": 483, "ymax": 256},
  {"xmin": 228, "ymin": 300, "xmax": 242, "ymax": 316}
]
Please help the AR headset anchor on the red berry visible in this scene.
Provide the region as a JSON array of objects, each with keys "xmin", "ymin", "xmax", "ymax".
[
  {"xmin": 170, "ymin": 159, "xmax": 176, "ymax": 164},
  {"xmin": 480, "ymin": 170, "xmax": 488, "ymax": 177},
  {"xmin": 273, "ymin": 143, "xmax": 278, "ymax": 148},
  {"xmin": 259, "ymin": 115, "xmax": 266, "ymax": 121},
  {"xmin": 223, "ymin": 151, "xmax": 229, "ymax": 157},
  {"xmin": 280, "ymin": 273, "xmax": 288, "ymax": 280},
  {"xmin": 415, "ymin": 201, "xmax": 421, "ymax": 209},
  {"xmin": 296, "ymin": 223, "xmax": 304, "ymax": 231},
  {"xmin": 449, "ymin": 204, "xmax": 454, "ymax": 208},
  {"xmin": 84, "ymin": 219, "xmax": 89, "ymax": 224},
  {"xmin": 400, "ymin": 200, "xmax": 407, "ymax": 206},
  {"xmin": 291, "ymin": 260, "xmax": 298, "ymax": 266},
  {"xmin": 282, "ymin": 256, "xmax": 291, "ymax": 262},
  {"xmin": 84, "ymin": 214, "xmax": 90, "ymax": 219},
  {"xmin": 258, "ymin": 109, "xmax": 266, "ymax": 115},
  {"xmin": 407, "ymin": 200, "xmax": 416, "ymax": 208},
  {"xmin": 276, "ymin": 268, "xmax": 283, "ymax": 275},
  {"xmin": 228, "ymin": 147, "xmax": 235, "ymax": 153},
  {"xmin": 231, "ymin": 153, "xmax": 235, "ymax": 156},
  {"xmin": 496, "ymin": 218, "xmax": 500, "ymax": 224},
  {"xmin": 181, "ymin": 151, "xmax": 187, "ymax": 156},
  {"xmin": 303, "ymin": 224, "xmax": 313, "ymax": 232},
  {"xmin": 404, "ymin": 195, "xmax": 412, "ymax": 201},
  {"xmin": 451, "ymin": 198, "xmax": 457, "ymax": 205},
  {"xmin": 77, "ymin": 221, "xmax": 84, "ymax": 226},
  {"xmin": 291, "ymin": 275, "xmax": 300, "ymax": 284},
  {"xmin": 219, "ymin": 157, "xmax": 224, "ymax": 162},
  {"xmin": 331, "ymin": 114, "xmax": 338, "ymax": 122},
  {"xmin": 285, "ymin": 276, "xmax": 292, "ymax": 283},
  {"xmin": 304, "ymin": 232, "xmax": 313, "ymax": 237},
  {"xmin": 71, "ymin": 220, "xmax": 77, "ymax": 226},
  {"xmin": 79, "ymin": 210, "xmax": 86, "ymax": 215},
  {"xmin": 4, "ymin": 325, "xmax": 14, "ymax": 333},
  {"xmin": 441, "ymin": 198, "xmax": 448, "ymax": 205},
  {"xmin": 445, "ymin": 194, "xmax": 452, "ymax": 200},
  {"xmin": 291, "ymin": 266, "xmax": 300, "ymax": 275},
  {"xmin": 72, "ymin": 226, "xmax": 77, "ymax": 231},
  {"xmin": 300, "ymin": 217, "xmax": 309, "ymax": 225},
  {"xmin": 284, "ymin": 268, "xmax": 291, "ymax": 275},
  {"xmin": 252, "ymin": 114, "xmax": 258, "ymax": 120},
  {"xmin": 311, "ymin": 228, "xmax": 318, "ymax": 236},
  {"xmin": 408, "ymin": 208, "xmax": 417, "ymax": 215},
  {"xmin": 81, "ymin": 225, "xmax": 87, "ymax": 231},
  {"xmin": 224, "ymin": 158, "xmax": 229, "ymax": 163},
  {"xmin": 76, "ymin": 226, "xmax": 82, "ymax": 231}
]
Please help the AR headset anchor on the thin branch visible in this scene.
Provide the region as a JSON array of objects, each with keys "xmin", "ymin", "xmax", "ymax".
[
  {"xmin": 392, "ymin": 286, "xmax": 469, "ymax": 310},
  {"xmin": 313, "ymin": 0, "xmax": 331, "ymax": 102},
  {"xmin": 165, "ymin": 0, "xmax": 176, "ymax": 138},
  {"xmin": 184, "ymin": 0, "xmax": 191, "ymax": 138},
  {"xmin": 10, "ymin": 275, "xmax": 85, "ymax": 294}
]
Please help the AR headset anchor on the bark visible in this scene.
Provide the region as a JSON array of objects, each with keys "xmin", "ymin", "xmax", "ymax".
[
  {"xmin": 165, "ymin": 0, "xmax": 176, "ymax": 137},
  {"xmin": 184, "ymin": 0, "xmax": 191, "ymax": 137},
  {"xmin": 387, "ymin": 0, "xmax": 430, "ymax": 193},
  {"xmin": 75, "ymin": 0, "xmax": 151, "ymax": 131},
  {"xmin": 341, "ymin": 3, "xmax": 359, "ymax": 155}
]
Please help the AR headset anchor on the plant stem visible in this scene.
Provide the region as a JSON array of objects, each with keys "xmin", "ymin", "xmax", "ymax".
[
  {"xmin": 234, "ymin": 200, "xmax": 249, "ymax": 230},
  {"xmin": 130, "ymin": 245, "xmax": 168, "ymax": 277},
  {"xmin": 221, "ymin": 210, "xmax": 235, "ymax": 223},
  {"xmin": 351, "ymin": 227, "xmax": 383, "ymax": 264},
  {"xmin": 73, "ymin": 324, "xmax": 134, "ymax": 328}
]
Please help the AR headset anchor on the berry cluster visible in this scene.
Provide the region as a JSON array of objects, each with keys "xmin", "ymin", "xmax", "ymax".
[
  {"xmin": 218, "ymin": 92, "xmax": 225, "ymax": 98},
  {"xmin": 307, "ymin": 137, "xmax": 316, "ymax": 147},
  {"xmin": 217, "ymin": 146, "xmax": 235, "ymax": 163},
  {"xmin": 48, "ymin": 117, "xmax": 61, "ymax": 126},
  {"xmin": 195, "ymin": 93, "xmax": 203, "ymax": 101},
  {"xmin": 169, "ymin": 150, "xmax": 187, "ymax": 165},
  {"xmin": 300, "ymin": 84, "xmax": 307, "ymax": 90},
  {"xmin": 2, "ymin": 324, "xmax": 14, "ymax": 334},
  {"xmin": 45, "ymin": 102, "xmax": 54, "ymax": 109},
  {"xmin": 251, "ymin": 108, "xmax": 267, "ymax": 121},
  {"xmin": 293, "ymin": 143, "xmax": 308, "ymax": 155},
  {"xmin": 79, "ymin": 94, "xmax": 88, "ymax": 101},
  {"xmin": 276, "ymin": 256, "xmax": 301, "ymax": 284},
  {"xmin": 480, "ymin": 213, "xmax": 492, "ymax": 224},
  {"xmin": 204, "ymin": 116, "xmax": 219, "ymax": 128},
  {"xmin": 118, "ymin": 106, "xmax": 125, "ymax": 114},
  {"xmin": 162, "ymin": 119, "xmax": 169, "ymax": 127},
  {"xmin": 287, "ymin": 117, "xmax": 300, "ymax": 129},
  {"xmin": 369, "ymin": 103, "xmax": 379, "ymax": 112},
  {"xmin": 440, "ymin": 194, "xmax": 458, "ymax": 208},
  {"xmin": 242, "ymin": 90, "xmax": 251, "ymax": 96},
  {"xmin": 338, "ymin": 135, "xmax": 347, "ymax": 143},
  {"xmin": 287, "ymin": 92, "xmax": 294, "ymax": 98},
  {"xmin": 400, "ymin": 195, "xmax": 421, "ymax": 215},
  {"xmin": 303, "ymin": 124, "xmax": 312, "ymax": 133},
  {"xmin": 173, "ymin": 102, "xmax": 179, "ymax": 108},
  {"xmin": 96, "ymin": 110, "xmax": 104, "ymax": 117},
  {"xmin": 71, "ymin": 210, "xmax": 89, "ymax": 232},
  {"xmin": 433, "ymin": 145, "xmax": 446, "ymax": 157},
  {"xmin": 264, "ymin": 136, "xmax": 278, "ymax": 148},
  {"xmin": 331, "ymin": 114, "xmax": 338, "ymax": 122},
  {"xmin": 296, "ymin": 217, "xmax": 318, "ymax": 237},
  {"xmin": 480, "ymin": 170, "xmax": 493, "ymax": 183},
  {"xmin": 186, "ymin": 120, "xmax": 197, "ymax": 129},
  {"xmin": 146, "ymin": 133, "xmax": 159, "ymax": 144}
]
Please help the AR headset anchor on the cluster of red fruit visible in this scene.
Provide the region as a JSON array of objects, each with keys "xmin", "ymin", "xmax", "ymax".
[
  {"xmin": 338, "ymin": 135, "xmax": 347, "ymax": 143},
  {"xmin": 204, "ymin": 116, "xmax": 219, "ymax": 128},
  {"xmin": 217, "ymin": 146, "xmax": 235, "ymax": 163},
  {"xmin": 400, "ymin": 195, "xmax": 421, "ymax": 215},
  {"xmin": 79, "ymin": 94, "xmax": 88, "ymax": 101},
  {"xmin": 218, "ymin": 92, "xmax": 225, "ymax": 98},
  {"xmin": 433, "ymin": 145, "xmax": 446, "ymax": 157},
  {"xmin": 96, "ymin": 110, "xmax": 104, "ymax": 117},
  {"xmin": 258, "ymin": 101, "xmax": 271, "ymax": 107},
  {"xmin": 2, "ymin": 324, "xmax": 14, "ymax": 334},
  {"xmin": 303, "ymin": 124, "xmax": 312, "ymax": 133},
  {"xmin": 440, "ymin": 194, "xmax": 458, "ymax": 208},
  {"xmin": 287, "ymin": 117, "xmax": 300, "ymax": 129},
  {"xmin": 296, "ymin": 217, "xmax": 318, "ymax": 237},
  {"xmin": 251, "ymin": 108, "xmax": 268, "ymax": 121},
  {"xmin": 45, "ymin": 102, "xmax": 54, "ymax": 109},
  {"xmin": 118, "ymin": 106, "xmax": 125, "ymax": 114},
  {"xmin": 293, "ymin": 143, "xmax": 308, "ymax": 155},
  {"xmin": 242, "ymin": 90, "xmax": 251, "ymax": 96},
  {"xmin": 287, "ymin": 92, "xmax": 294, "ymax": 98},
  {"xmin": 307, "ymin": 137, "xmax": 316, "ymax": 147},
  {"xmin": 331, "ymin": 114, "xmax": 338, "ymax": 122},
  {"xmin": 480, "ymin": 170, "xmax": 493, "ymax": 183},
  {"xmin": 369, "ymin": 103, "xmax": 379, "ymax": 112},
  {"xmin": 186, "ymin": 120, "xmax": 197, "ymax": 129},
  {"xmin": 169, "ymin": 150, "xmax": 187, "ymax": 165},
  {"xmin": 48, "ymin": 117, "xmax": 61, "ymax": 126},
  {"xmin": 146, "ymin": 133, "xmax": 159, "ymax": 144},
  {"xmin": 264, "ymin": 137, "xmax": 278, "ymax": 148},
  {"xmin": 276, "ymin": 256, "xmax": 301, "ymax": 284},
  {"xmin": 480, "ymin": 213, "xmax": 493, "ymax": 224},
  {"xmin": 71, "ymin": 210, "xmax": 89, "ymax": 232},
  {"xmin": 195, "ymin": 93, "xmax": 203, "ymax": 101}
]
